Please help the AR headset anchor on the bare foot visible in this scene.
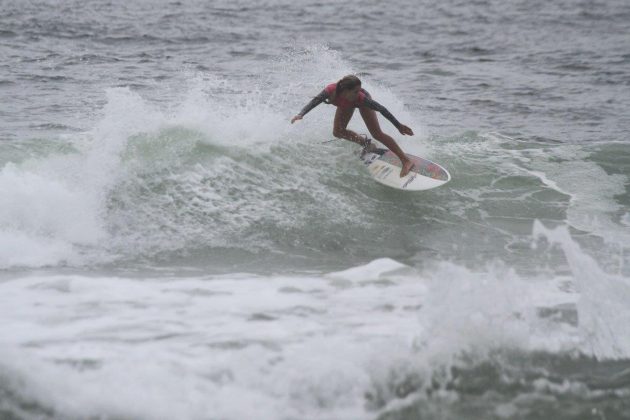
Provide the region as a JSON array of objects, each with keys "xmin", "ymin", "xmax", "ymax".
[{"xmin": 400, "ymin": 159, "xmax": 414, "ymax": 177}]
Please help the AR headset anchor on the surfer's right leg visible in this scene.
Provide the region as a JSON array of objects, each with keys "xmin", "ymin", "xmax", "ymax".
[
  {"xmin": 360, "ymin": 107, "xmax": 413, "ymax": 177},
  {"xmin": 332, "ymin": 106, "xmax": 370, "ymax": 148}
]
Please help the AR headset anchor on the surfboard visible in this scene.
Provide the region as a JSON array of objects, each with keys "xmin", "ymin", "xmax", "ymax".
[{"xmin": 359, "ymin": 147, "xmax": 451, "ymax": 191}]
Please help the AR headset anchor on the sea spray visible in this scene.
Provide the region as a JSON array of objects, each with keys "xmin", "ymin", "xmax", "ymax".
[{"xmin": 533, "ymin": 220, "xmax": 630, "ymax": 359}]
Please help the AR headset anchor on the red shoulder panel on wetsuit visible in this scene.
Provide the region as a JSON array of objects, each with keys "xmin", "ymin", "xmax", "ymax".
[
  {"xmin": 325, "ymin": 82, "xmax": 364, "ymax": 109},
  {"xmin": 357, "ymin": 91, "xmax": 366, "ymax": 105}
]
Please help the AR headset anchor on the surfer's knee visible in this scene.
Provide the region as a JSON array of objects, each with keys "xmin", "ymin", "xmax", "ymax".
[{"xmin": 333, "ymin": 128, "xmax": 344, "ymax": 138}]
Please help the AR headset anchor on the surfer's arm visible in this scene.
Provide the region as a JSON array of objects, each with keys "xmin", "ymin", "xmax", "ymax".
[{"xmin": 297, "ymin": 89, "xmax": 330, "ymax": 117}]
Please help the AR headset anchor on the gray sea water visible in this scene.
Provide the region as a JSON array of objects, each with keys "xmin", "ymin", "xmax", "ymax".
[{"xmin": 1, "ymin": 0, "xmax": 630, "ymax": 419}]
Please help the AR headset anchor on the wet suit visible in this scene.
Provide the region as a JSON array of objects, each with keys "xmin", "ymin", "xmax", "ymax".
[{"xmin": 297, "ymin": 83, "xmax": 403, "ymax": 130}]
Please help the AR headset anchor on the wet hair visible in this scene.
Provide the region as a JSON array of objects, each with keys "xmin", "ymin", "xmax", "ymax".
[{"xmin": 335, "ymin": 75, "xmax": 361, "ymax": 96}]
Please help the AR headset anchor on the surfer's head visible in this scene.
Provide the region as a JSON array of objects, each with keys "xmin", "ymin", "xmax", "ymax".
[{"xmin": 336, "ymin": 75, "xmax": 362, "ymax": 100}]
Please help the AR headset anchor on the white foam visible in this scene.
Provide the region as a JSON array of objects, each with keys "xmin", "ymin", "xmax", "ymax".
[
  {"xmin": 0, "ymin": 162, "xmax": 104, "ymax": 268},
  {"xmin": 0, "ymin": 272, "xmax": 411, "ymax": 419},
  {"xmin": 0, "ymin": 231, "xmax": 76, "ymax": 268},
  {"xmin": 525, "ymin": 169, "xmax": 572, "ymax": 197},
  {"xmin": 3, "ymin": 238, "xmax": 623, "ymax": 419},
  {"xmin": 327, "ymin": 257, "xmax": 410, "ymax": 282}
]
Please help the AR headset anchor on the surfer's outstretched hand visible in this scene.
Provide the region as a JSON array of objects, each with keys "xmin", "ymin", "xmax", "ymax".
[
  {"xmin": 398, "ymin": 125, "xmax": 414, "ymax": 136},
  {"xmin": 291, "ymin": 115, "xmax": 303, "ymax": 124}
]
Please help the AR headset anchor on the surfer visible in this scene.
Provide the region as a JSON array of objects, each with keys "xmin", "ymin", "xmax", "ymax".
[{"xmin": 291, "ymin": 75, "xmax": 415, "ymax": 177}]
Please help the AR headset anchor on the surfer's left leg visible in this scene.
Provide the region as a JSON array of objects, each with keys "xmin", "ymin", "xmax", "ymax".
[
  {"xmin": 332, "ymin": 106, "xmax": 371, "ymax": 147},
  {"xmin": 360, "ymin": 107, "xmax": 413, "ymax": 177}
]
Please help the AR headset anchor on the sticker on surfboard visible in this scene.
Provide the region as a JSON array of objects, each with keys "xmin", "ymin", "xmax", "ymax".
[{"xmin": 359, "ymin": 147, "xmax": 451, "ymax": 191}]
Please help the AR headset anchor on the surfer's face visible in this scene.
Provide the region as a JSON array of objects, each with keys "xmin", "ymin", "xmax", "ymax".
[{"xmin": 341, "ymin": 85, "xmax": 361, "ymax": 101}]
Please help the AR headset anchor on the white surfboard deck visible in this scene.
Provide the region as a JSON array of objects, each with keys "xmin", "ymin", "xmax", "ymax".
[{"xmin": 359, "ymin": 147, "xmax": 451, "ymax": 191}]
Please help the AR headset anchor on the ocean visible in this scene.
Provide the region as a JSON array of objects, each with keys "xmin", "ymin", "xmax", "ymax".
[{"xmin": 1, "ymin": 0, "xmax": 630, "ymax": 419}]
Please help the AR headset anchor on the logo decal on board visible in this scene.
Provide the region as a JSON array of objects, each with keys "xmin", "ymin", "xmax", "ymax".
[{"xmin": 402, "ymin": 174, "xmax": 417, "ymax": 189}]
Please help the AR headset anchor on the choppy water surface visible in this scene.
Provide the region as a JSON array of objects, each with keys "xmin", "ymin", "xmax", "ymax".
[{"xmin": 1, "ymin": 0, "xmax": 630, "ymax": 419}]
